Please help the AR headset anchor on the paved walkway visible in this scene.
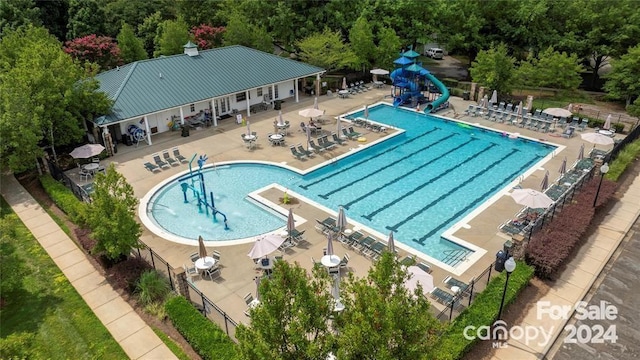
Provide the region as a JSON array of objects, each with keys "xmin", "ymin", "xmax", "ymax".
[
  {"xmin": 491, "ymin": 172, "xmax": 640, "ymax": 359},
  {"xmin": 0, "ymin": 173, "xmax": 177, "ymax": 360}
]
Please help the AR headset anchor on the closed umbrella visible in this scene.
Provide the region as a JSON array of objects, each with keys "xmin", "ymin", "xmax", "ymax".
[
  {"xmin": 603, "ymin": 114, "xmax": 612, "ymax": 130},
  {"xmin": 387, "ymin": 231, "xmax": 396, "ymax": 254},
  {"xmin": 364, "ymin": 105, "xmax": 369, "ymax": 120},
  {"xmin": 511, "ymin": 188, "xmax": 554, "ymax": 209},
  {"xmin": 567, "ymin": 103, "xmax": 573, "ymax": 113},
  {"xmin": 277, "ymin": 110, "xmax": 284, "ymax": 126},
  {"xmin": 313, "ymin": 97, "xmax": 319, "ymax": 110},
  {"xmin": 516, "ymin": 100, "xmax": 523, "ymax": 118},
  {"xmin": 540, "ymin": 170, "xmax": 549, "ymax": 191},
  {"xmin": 247, "ymin": 234, "xmax": 286, "ymax": 259},
  {"xmin": 198, "ymin": 235, "xmax": 207, "ymax": 259},
  {"xmin": 342, "ymin": 77, "xmax": 347, "ymax": 90},
  {"xmin": 69, "ymin": 144, "xmax": 106, "ymax": 159},
  {"xmin": 404, "ymin": 265, "xmax": 434, "ymax": 296},
  {"xmin": 490, "ymin": 90, "xmax": 498, "ymax": 106},
  {"xmin": 336, "ymin": 206, "xmax": 347, "ymax": 232},
  {"xmin": 306, "ymin": 124, "xmax": 312, "ymax": 151},
  {"xmin": 559, "ymin": 156, "xmax": 567, "ymax": 175},
  {"xmin": 326, "ymin": 233, "xmax": 334, "ymax": 256},
  {"xmin": 581, "ymin": 132, "xmax": 614, "ymax": 146},
  {"xmin": 246, "ymin": 121, "xmax": 251, "ymax": 136},
  {"xmin": 287, "ymin": 208, "xmax": 295, "ymax": 235},
  {"xmin": 577, "ymin": 144, "xmax": 585, "ymax": 160},
  {"xmin": 336, "ymin": 118, "xmax": 343, "ymax": 137}
]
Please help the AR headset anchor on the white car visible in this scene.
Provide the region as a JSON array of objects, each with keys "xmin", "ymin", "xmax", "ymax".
[{"xmin": 426, "ymin": 48, "xmax": 444, "ymax": 60}]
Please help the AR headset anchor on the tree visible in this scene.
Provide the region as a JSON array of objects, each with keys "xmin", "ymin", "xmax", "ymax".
[
  {"xmin": 375, "ymin": 26, "xmax": 402, "ymax": 69},
  {"xmin": 87, "ymin": 164, "xmax": 142, "ymax": 260},
  {"xmin": 470, "ymin": 43, "xmax": 516, "ymax": 95},
  {"xmin": 117, "ymin": 23, "xmax": 147, "ymax": 64},
  {"xmin": 191, "ymin": 24, "xmax": 225, "ymax": 50},
  {"xmin": 222, "ymin": 12, "xmax": 272, "ymax": 53},
  {"xmin": 626, "ymin": 97, "xmax": 640, "ymax": 118},
  {"xmin": 154, "ymin": 17, "xmax": 190, "ymax": 57},
  {"xmin": 35, "ymin": 0, "xmax": 69, "ymax": 41},
  {"xmin": 336, "ymin": 252, "xmax": 442, "ymax": 360},
  {"xmin": 349, "ymin": 15, "xmax": 376, "ymax": 69},
  {"xmin": 0, "ymin": 0, "xmax": 41, "ymax": 38},
  {"xmin": 137, "ymin": 11, "xmax": 163, "ymax": 58},
  {"xmin": 175, "ymin": 0, "xmax": 224, "ymax": 29},
  {"xmin": 236, "ymin": 262, "xmax": 336, "ymax": 360},
  {"xmin": 297, "ymin": 29, "xmax": 358, "ymax": 72},
  {"xmin": 0, "ymin": 26, "xmax": 112, "ymax": 173},
  {"xmin": 64, "ymin": 34, "xmax": 122, "ymax": 70},
  {"xmin": 103, "ymin": 0, "xmax": 172, "ymax": 38},
  {"xmin": 66, "ymin": 0, "xmax": 105, "ymax": 39},
  {"xmin": 604, "ymin": 45, "xmax": 640, "ymax": 106},
  {"xmin": 515, "ymin": 47, "xmax": 583, "ymax": 90}
]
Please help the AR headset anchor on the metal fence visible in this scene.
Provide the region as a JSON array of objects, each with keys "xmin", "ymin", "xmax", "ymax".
[
  {"xmin": 46, "ymin": 161, "xmax": 92, "ymax": 203},
  {"xmin": 435, "ymin": 262, "xmax": 496, "ymax": 322}
]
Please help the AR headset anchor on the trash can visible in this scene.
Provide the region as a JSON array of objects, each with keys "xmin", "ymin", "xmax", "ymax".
[
  {"xmin": 181, "ymin": 125, "xmax": 190, "ymax": 137},
  {"xmin": 463, "ymin": 91, "xmax": 470, "ymax": 100},
  {"xmin": 274, "ymin": 100, "xmax": 282, "ymax": 110}
]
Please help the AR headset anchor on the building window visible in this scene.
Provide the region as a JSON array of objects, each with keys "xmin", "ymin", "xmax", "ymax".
[
  {"xmin": 257, "ymin": 88, "xmax": 263, "ymax": 97},
  {"xmin": 236, "ymin": 92, "xmax": 246, "ymax": 102},
  {"xmin": 190, "ymin": 103, "xmax": 195, "ymax": 112},
  {"xmin": 274, "ymin": 85, "xmax": 279, "ymax": 99}
]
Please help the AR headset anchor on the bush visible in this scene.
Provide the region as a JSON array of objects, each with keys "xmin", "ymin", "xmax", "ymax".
[
  {"xmin": 606, "ymin": 139, "xmax": 640, "ymax": 181},
  {"xmin": 431, "ymin": 261, "xmax": 535, "ymax": 360},
  {"xmin": 612, "ymin": 122, "xmax": 625, "ymax": 134},
  {"xmin": 108, "ymin": 256, "xmax": 152, "ymax": 293},
  {"xmin": 165, "ymin": 296, "xmax": 239, "ymax": 360},
  {"xmin": 135, "ymin": 270, "xmax": 170, "ymax": 306},
  {"xmin": 39, "ymin": 174, "xmax": 88, "ymax": 225},
  {"xmin": 0, "ymin": 332, "xmax": 34, "ymax": 359},
  {"xmin": 450, "ymin": 88, "xmax": 465, "ymax": 97}
]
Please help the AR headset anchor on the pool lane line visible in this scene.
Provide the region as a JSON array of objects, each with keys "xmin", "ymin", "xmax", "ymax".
[
  {"xmin": 383, "ymin": 146, "xmax": 518, "ymax": 231},
  {"xmin": 298, "ymin": 128, "xmax": 440, "ymax": 190},
  {"xmin": 319, "ymin": 133, "xmax": 459, "ymax": 200},
  {"xmin": 340, "ymin": 136, "xmax": 473, "ymax": 209},
  {"xmin": 411, "ymin": 154, "xmax": 543, "ymax": 247},
  {"xmin": 362, "ymin": 142, "xmax": 499, "ymax": 222}
]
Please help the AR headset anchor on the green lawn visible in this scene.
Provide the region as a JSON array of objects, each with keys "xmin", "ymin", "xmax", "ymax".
[{"xmin": 0, "ymin": 196, "xmax": 127, "ymax": 359}]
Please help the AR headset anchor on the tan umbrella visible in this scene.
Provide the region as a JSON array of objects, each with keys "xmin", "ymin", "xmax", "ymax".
[
  {"xmin": 69, "ymin": 144, "xmax": 105, "ymax": 159},
  {"xmin": 581, "ymin": 132, "xmax": 614, "ymax": 146},
  {"xmin": 198, "ymin": 235, "xmax": 207, "ymax": 258},
  {"xmin": 543, "ymin": 108, "xmax": 572, "ymax": 118},
  {"xmin": 511, "ymin": 189, "xmax": 554, "ymax": 209},
  {"xmin": 603, "ymin": 114, "xmax": 612, "ymax": 130},
  {"xmin": 405, "ymin": 265, "xmax": 434, "ymax": 296}
]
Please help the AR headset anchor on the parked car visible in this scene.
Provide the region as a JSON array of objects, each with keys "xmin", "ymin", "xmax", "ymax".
[{"xmin": 426, "ymin": 48, "xmax": 444, "ymax": 60}]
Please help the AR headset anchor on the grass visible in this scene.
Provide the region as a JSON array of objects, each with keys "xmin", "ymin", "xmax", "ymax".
[
  {"xmin": 0, "ymin": 196, "xmax": 127, "ymax": 359},
  {"xmin": 152, "ymin": 327, "xmax": 192, "ymax": 360}
]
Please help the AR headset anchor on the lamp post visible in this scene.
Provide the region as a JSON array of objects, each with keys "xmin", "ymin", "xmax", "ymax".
[
  {"xmin": 497, "ymin": 257, "xmax": 516, "ymax": 320},
  {"xmin": 592, "ymin": 162, "xmax": 609, "ymax": 207}
]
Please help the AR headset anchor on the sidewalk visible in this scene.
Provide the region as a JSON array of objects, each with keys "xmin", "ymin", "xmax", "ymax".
[
  {"xmin": 0, "ymin": 173, "xmax": 177, "ymax": 360},
  {"xmin": 491, "ymin": 173, "xmax": 640, "ymax": 359}
]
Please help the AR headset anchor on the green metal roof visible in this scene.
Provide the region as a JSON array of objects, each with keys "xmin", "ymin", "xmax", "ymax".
[{"xmin": 94, "ymin": 45, "xmax": 324, "ymax": 124}]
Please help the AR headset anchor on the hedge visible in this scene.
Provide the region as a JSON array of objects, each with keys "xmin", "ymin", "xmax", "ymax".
[
  {"xmin": 165, "ymin": 296, "xmax": 238, "ymax": 360},
  {"xmin": 606, "ymin": 139, "xmax": 640, "ymax": 181},
  {"xmin": 430, "ymin": 261, "xmax": 535, "ymax": 360},
  {"xmin": 39, "ymin": 174, "xmax": 87, "ymax": 225}
]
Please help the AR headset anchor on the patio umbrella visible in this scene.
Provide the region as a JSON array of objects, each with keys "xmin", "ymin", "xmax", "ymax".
[
  {"xmin": 364, "ymin": 105, "xmax": 369, "ymax": 119},
  {"xmin": 287, "ymin": 208, "xmax": 295, "ymax": 234},
  {"xmin": 404, "ymin": 265, "xmax": 434, "ymax": 296},
  {"xmin": 581, "ymin": 132, "xmax": 614, "ymax": 146},
  {"xmin": 516, "ymin": 100, "xmax": 524, "ymax": 118},
  {"xmin": 577, "ymin": 144, "xmax": 585, "ymax": 160},
  {"xmin": 336, "ymin": 206, "xmax": 347, "ymax": 232},
  {"xmin": 198, "ymin": 235, "xmax": 207, "ymax": 259},
  {"xmin": 489, "ymin": 90, "xmax": 498, "ymax": 106},
  {"xmin": 370, "ymin": 68, "xmax": 389, "ymax": 82},
  {"xmin": 336, "ymin": 118, "xmax": 343, "ymax": 136},
  {"xmin": 69, "ymin": 144, "xmax": 105, "ymax": 159},
  {"xmin": 277, "ymin": 110, "xmax": 284, "ymax": 126},
  {"xmin": 247, "ymin": 234, "xmax": 285, "ymax": 259},
  {"xmin": 559, "ymin": 156, "xmax": 567, "ymax": 175},
  {"xmin": 540, "ymin": 170, "xmax": 549, "ymax": 191},
  {"xmin": 246, "ymin": 121, "xmax": 251, "ymax": 136},
  {"xmin": 511, "ymin": 188, "xmax": 554, "ymax": 209},
  {"xmin": 313, "ymin": 97, "xmax": 319, "ymax": 110},
  {"xmin": 306, "ymin": 124, "xmax": 312, "ymax": 151},
  {"xmin": 342, "ymin": 77, "xmax": 347, "ymax": 90},
  {"xmin": 387, "ymin": 231, "xmax": 396, "ymax": 254},
  {"xmin": 326, "ymin": 233, "xmax": 334, "ymax": 256},
  {"xmin": 567, "ymin": 103, "xmax": 573, "ymax": 113},
  {"xmin": 603, "ymin": 114, "xmax": 612, "ymax": 130},
  {"xmin": 298, "ymin": 108, "xmax": 324, "ymax": 118},
  {"xmin": 255, "ymin": 276, "xmax": 261, "ymax": 301},
  {"xmin": 543, "ymin": 108, "xmax": 572, "ymax": 118}
]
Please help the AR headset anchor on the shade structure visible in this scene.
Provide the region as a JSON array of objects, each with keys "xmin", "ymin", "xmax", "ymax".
[
  {"xmin": 489, "ymin": 90, "xmax": 498, "ymax": 105},
  {"xmin": 511, "ymin": 188, "xmax": 554, "ymax": 209},
  {"xmin": 405, "ymin": 265, "xmax": 434, "ymax": 296},
  {"xmin": 336, "ymin": 206, "xmax": 347, "ymax": 232},
  {"xmin": 543, "ymin": 108, "xmax": 572, "ymax": 118},
  {"xmin": 298, "ymin": 108, "xmax": 324, "ymax": 118},
  {"xmin": 387, "ymin": 231, "xmax": 396, "ymax": 254},
  {"xmin": 247, "ymin": 234, "xmax": 285, "ymax": 259},
  {"xmin": 364, "ymin": 105, "xmax": 369, "ymax": 119},
  {"xmin": 287, "ymin": 208, "xmax": 295, "ymax": 234},
  {"xmin": 69, "ymin": 144, "xmax": 105, "ymax": 159},
  {"xmin": 198, "ymin": 235, "xmax": 207, "ymax": 259},
  {"xmin": 370, "ymin": 68, "xmax": 389, "ymax": 75},
  {"xmin": 255, "ymin": 276, "xmax": 261, "ymax": 301},
  {"xmin": 277, "ymin": 110, "xmax": 284, "ymax": 125},
  {"xmin": 325, "ymin": 233, "xmax": 334, "ymax": 256},
  {"xmin": 540, "ymin": 170, "xmax": 549, "ymax": 191},
  {"xmin": 246, "ymin": 121, "xmax": 251, "ymax": 136},
  {"xmin": 577, "ymin": 144, "xmax": 585, "ymax": 160},
  {"xmin": 559, "ymin": 156, "xmax": 567, "ymax": 175},
  {"xmin": 603, "ymin": 114, "xmax": 612, "ymax": 130},
  {"xmin": 341, "ymin": 77, "xmax": 347, "ymax": 90},
  {"xmin": 313, "ymin": 97, "xmax": 319, "ymax": 110},
  {"xmin": 581, "ymin": 132, "xmax": 614, "ymax": 146}
]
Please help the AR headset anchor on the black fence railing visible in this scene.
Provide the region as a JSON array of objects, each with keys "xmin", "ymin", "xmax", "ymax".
[
  {"xmin": 605, "ymin": 121, "xmax": 640, "ymax": 163},
  {"xmin": 46, "ymin": 161, "xmax": 92, "ymax": 203},
  {"xmin": 435, "ymin": 261, "xmax": 496, "ymax": 322}
]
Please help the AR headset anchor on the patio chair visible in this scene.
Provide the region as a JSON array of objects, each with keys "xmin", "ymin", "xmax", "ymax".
[
  {"xmin": 212, "ymin": 250, "xmax": 221, "ymax": 261},
  {"xmin": 561, "ymin": 126, "xmax": 575, "ymax": 138},
  {"xmin": 204, "ymin": 267, "xmax": 220, "ymax": 280},
  {"xmin": 244, "ymin": 293, "xmax": 254, "ymax": 306},
  {"xmin": 319, "ymin": 135, "xmax": 336, "ymax": 150},
  {"xmin": 331, "ymin": 132, "xmax": 346, "ymax": 145},
  {"xmin": 79, "ymin": 168, "xmax": 93, "ymax": 181},
  {"xmin": 183, "ymin": 264, "xmax": 200, "ymax": 280},
  {"xmin": 577, "ymin": 119, "xmax": 588, "ymax": 131},
  {"xmin": 289, "ymin": 145, "xmax": 305, "ymax": 160},
  {"xmin": 172, "ymin": 147, "xmax": 189, "ymax": 163},
  {"xmin": 162, "ymin": 150, "xmax": 179, "ymax": 166},
  {"xmin": 152, "ymin": 153, "xmax": 170, "ymax": 169},
  {"xmin": 308, "ymin": 139, "xmax": 324, "ymax": 153},
  {"xmin": 341, "ymin": 128, "xmax": 356, "ymax": 140},
  {"xmin": 417, "ymin": 262, "xmax": 432, "ymax": 274},
  {"xmin": 464, "ymin": 105, "xmax": 474, "ymax": 116},
  {"xmin": 189, "ymin": 252, "xmax": 200, "ymax": 263},
  {"xmin": 296, "ymin": 144, "xmax": 314, "ymax": 158},
  {"xmin": 400, "ymin": 256, "xmax": 416, "ymax": 266},
  {"xmin": 539, "ymin": 122, "xmax": 551, "ymax": 133},
  {"xmin": 443, "ymin": 276, "xmax": 469, "ymax": 292},
  {"xmin": 430, "ymin": 287, "xmax": 455, "ymax": 305},
  {"xmin": 347, "ymin": 126, "xmax": 362, "ymax": 138}
]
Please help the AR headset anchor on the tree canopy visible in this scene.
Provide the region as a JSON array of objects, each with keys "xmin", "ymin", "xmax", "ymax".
[
  {"xmin": 604, "ymin": 45, "xmax": 640, "ymax": 106},
  {"xmin": 470, "ymin": 43, "xmax": 516, "ymax": 95},
  {"xmin": 153, "ymin": 17, "xmax": 190, "ymax": 57},
  {"xmin": 64, "ymin": 34, "xmax": 122, "ymax": 70},
  {"xmin": 297, "ymin": 29, "xmax": 358, "ymax": 72},
  {"xmin": 515, "ymin": 47, "xmax": 583, "ymax": 90},
  {"xmin": 117, "ymin": 23, "xmax": 147, "ymax": 64}
]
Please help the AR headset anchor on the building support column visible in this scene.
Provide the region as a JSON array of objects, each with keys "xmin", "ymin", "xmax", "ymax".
[
  {"xmin": 143, "ymin": 116, "xmax": 152, "ymax": 145},
  {"xmin": 294, "ymin": 79, "xmax": 299, "ymax": 103},
  {"xmin": 316, "ymin": 73, "xmax": 321, "ymax": 97},
  {"xmin": 210, "ymin": 98, "xmax": 217, "ymax": 127},
  {"xmin": 246, "ymin": 90, "xmax": 250, "ymax": 118},
  {"xmin": 179, "ymin": 107, "xmax": 185, "ymax": 125}
]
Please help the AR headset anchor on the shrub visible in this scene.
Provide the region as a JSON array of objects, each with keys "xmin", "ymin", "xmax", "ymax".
[
  {"xmin": 108, "ymin": 256, "xmax": 152, "ymax": 293},
  {"xmin": 612, "ymin": 122, "xmax": 625, "ymax": 134},
  {"xmin": 135, "ymin": 270, "xmax": 170, "ymax": 306},
  {"xmin": 0, "ymin": 332, "xmax": 34, "ymax": 359},
  {"xmin": 165, "ymin": 296, "xmax": 239, "ymax": 360},
  {"xmin": 431, "ymin": 261, "xmax": 535, "ymax": 360},
  {"xmin": 39, "ymin": 174, "xmax": 88, "ymax": 225},
  {"xmin": 606, "ymin": 139, "xmax": 640, "ymax": 181}
]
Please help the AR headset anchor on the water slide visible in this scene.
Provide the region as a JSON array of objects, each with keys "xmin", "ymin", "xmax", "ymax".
[
  {"xmin": 389, "ymin": 68, "xmax": 450, "ymax": 113},
  {"xmin": 423, "ymin": 73, "xmax": 450, "ymax": 113}
]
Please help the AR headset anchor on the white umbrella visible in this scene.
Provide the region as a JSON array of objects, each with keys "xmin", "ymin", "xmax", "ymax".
[
  {"xmin": 246, "ymin": 121, "xmax": 251, "ymax": 136},
  {"xmin": 336, "ymin": 118, "xmax": 343, "ymax": 136},
  {"xmin": 287, "ymin": 208, "xmax": 295, "ymax": 235},
  {"xmin": 387, "ymin": 231, "xmax": 396, "ymax": 254},
  {"xmin": 306, "ymin": 125, "xmax": 312, "ymax": 151},
  {"xmin": 405, "ymin": 265, "xmax": 434, "ymax": 296},
  {"xmin": 511, "ymin": 188, "xmax": 554, "ymax": 209},
  {"xmin": 313, "ymin": 97, "xmax": 319, "ymax": 110},
  {"xmin": 559, "ymin": 157, "xmax": 567, "ymax": 175},
  {"xmin": 277, "ymin": 110, "xmax": 284, "ymax": 126},
  {"xmin": 247, "ymin": 234, "xmax": 285, "ymax": 259},
  {"xmin": 298, "ymin": 108, "xmax": 324, "ymax": 118},
  {"xmin": 540, "ymin": 170, "xmax": 549, "ymax": 191},
  {"xmin": 364, "ymin": 105, "xmax": 369, "ymax": 119},
  {"xmin": 567, "ymin": 103, "xmax": 573, "ymax": 113},
  {"xmin": 577, "ymin": 144, "xmax": 585, "ymax": 160},
  {"xmin": 543, "ymin": 108, "xmax": 572, "ymax": 118},
  {"xmin": 370, "ymin": 68, "xmax": 389, "ymax": 75},
  {"xmin": 198, "ymin": 235, "xmax": 207, "ymax": 259},
  {"xmin": 336, "ymin": 206, "xmax": 347, "ymax": 232},
  {"xmin": 603, "ymin": 114, "xmax": 612, "ymax": 130},
  {"xmin": 69, "ymin": 144, "xmax": 105, "ymax": 159},
  {"xmin": 581, "ymin": 132, "xmax": 614, "ymax": 146},
  {"xmin": 342, "ymin": 77, "xmax": 347, "ymax": 90},
  {"xmin": 255, "ymin": 276, "xmax": 261, "ymax": 301},
  {"xmin": 325, "ymin": 233, "xmax": 334, "ymax": 256},
  {"xmin": 490, "ymin": 90, "xmax": 498, "ymax": 105}
]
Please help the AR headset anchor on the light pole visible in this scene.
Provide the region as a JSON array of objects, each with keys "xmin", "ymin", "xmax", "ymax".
[
  {"xmin": 497, "ymin": 257, "xmax": 516, "ymax": 320},
  {"xmin": 592, "ymin": 162, "xmax": 609, "ymax": 207}
]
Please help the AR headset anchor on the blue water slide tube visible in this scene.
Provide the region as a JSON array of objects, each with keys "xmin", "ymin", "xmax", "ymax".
[{"xmin": 423, "ymin": 73, "xmax": 450, "ymax": 113}]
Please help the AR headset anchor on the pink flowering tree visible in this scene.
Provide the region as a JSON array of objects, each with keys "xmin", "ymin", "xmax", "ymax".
[
  {"xmin": 190, "ymin": 24, "xmax": 225, "ymax": 50},
  {"xmin": 64, "ymin": 34, "xmax": 122, "ymax": 70}
]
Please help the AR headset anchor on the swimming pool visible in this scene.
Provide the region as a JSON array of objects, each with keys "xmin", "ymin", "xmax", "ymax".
[{"xmin": 143, "ymin": 104, "xmax": 556, "ymax": 265}]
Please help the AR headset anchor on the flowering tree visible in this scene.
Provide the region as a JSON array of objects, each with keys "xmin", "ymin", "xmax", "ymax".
[
  {"xmin": 64, "ymin": 34, "xmax": 122, "ymax": 70},
  {"xmin": 190, "ymin": 24, "xmax": 225, "ymax": 50}
]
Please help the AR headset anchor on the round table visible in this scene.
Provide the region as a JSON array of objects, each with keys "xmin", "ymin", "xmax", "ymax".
[
  {"xmin": 195, "ymin": 256, "xmax": 216, "ymax": 270},
  {"xmin": 451, "ymin": 285, "xmax": 461, "ymax": 295},
  {"xmin": 338, "ymin": 90, "xmax": 349, "ymax": 98},
  {"xmin": 343, "ymin": 229, "xmax": 353, "ymax": 236},
  {"xmin": 244, "ymin": 134, "xmax": 256, "ymax": 141},
  {"xmin": 598, "ymin": 130, "xmax": 613, "ymax": 137},
  {"xmin": 83, "ymin": 163, "xmax": 99, "ymax": 172},
  {"xmin": 321, "ymin": 254, "xmax": 341, "ymax": 267}
]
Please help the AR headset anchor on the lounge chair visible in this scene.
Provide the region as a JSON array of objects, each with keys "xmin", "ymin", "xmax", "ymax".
[
  {"xmin": 443, "ymin": 276, "xmax": 469, "ymax": 292},
  {"xmin": 172, "ymin": 147, "xmax": 189, "ymax": 163},
  {"xmin": 331, "ymin": 132, "xmax": 346, "ymax": 145},
  {"xmin": 347, "ymin": 126, "xmax": 362, "ymax": 138},
  {"xmin": 152, "ymin": 153, "xmax": 171, "ymax": 169},
  {"xmin": 162, "ymin": 150, "xmax": 179, "ymax": 166},
  {"xmin": 342, "ymin": 128, "xmax": 357, "ymax": 140},
  {"xmin": 339, "ymin": 253, "xmax": 350, "ymax": 269},
  {"xmin": 296, "ymin": 144, "xmax": 314, "ymax": 157},
  {"xmin": 143, "ymin": 162, "xmax": 161, "ymax": 173},
  {"xmin": 430, "ymin": 287, "xmax": 455, "ymax": 305},
  {"xmin": 417, "ymin": 262, "xmax": 432, "ymax": 273},
  {"xmin": 289, "ymin": 145, "xmax": 305, "ymax": 160},
  {"xmin": 577, "ymin": 119, "xmax": 588, "ymax": 131},
  {"xmin": 561, "ymin": 126, "xmax": 575, "ymax": 138},
  {"xmin": 319, "ymin": 135, "xmax": 336, "ymax": 150},
  {"xmin": 309, "ymin": 139, "xmax": 324, "ymax": 153},
  {"xmin": 464, "ymin": 105, "xmax": 474, "ymax": 116}
]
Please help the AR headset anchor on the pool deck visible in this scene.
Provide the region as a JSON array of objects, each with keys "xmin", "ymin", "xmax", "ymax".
[{"xmin": 88, "ymin": 89, "xmax": 615, "ymax": 324}]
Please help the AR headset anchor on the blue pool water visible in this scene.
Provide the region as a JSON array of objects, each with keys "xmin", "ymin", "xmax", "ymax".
[{"xmin": 147, "ymin": 104, "xmax": 556, "ymax": 263}]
